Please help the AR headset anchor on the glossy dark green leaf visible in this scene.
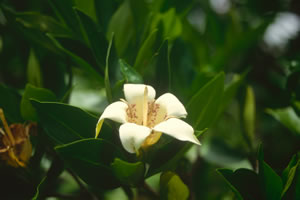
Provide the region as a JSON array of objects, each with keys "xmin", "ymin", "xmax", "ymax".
[
  {"xmin": 55, "ymin": 138, "xmax": 123, "ymax": 188},
  {"xmin": 258, "ymin": 145, "xmax": 283, "ymax": 200},
  {"xmin": 47, "ymin": 34, "xmax": 104, "ymax": 84},
  {"xmin": 74, "ymin": 8, "xmax": 107, "ymax": 69},
  {"xmin": 111, "ymin": 158, "xmax": 144, "ymax": 186},
  {"xmin": 107, "ymin": 0, "xmax": 134, "ymax": 56},
  {"xmin": 187, "ymin": 72, "xmax": 224, "ymax": 130},
  {"xmin": 21, "ymin": 84, "xmax": 56, "ymax": 121},
  {"xmin": 217, "ymin": 168, "xmax": 263, "ymax": 200},
  {"xmin": 120, "ymin": 59, "xmax": 143, "ymax": 84},
  {"xmin": 266, "ymin": 107, "xmax": 300, "ymax": 135},
  {"xmin": 31, "ymin": 100, "xmax": 98, "ymax": 144},
  {"xmin": 0, "ymin": 84, "xmax": 22, "ymax": 122},
  {"xmin": 160, "ymin": 171, "xmax": 189, "ymax": 200}
]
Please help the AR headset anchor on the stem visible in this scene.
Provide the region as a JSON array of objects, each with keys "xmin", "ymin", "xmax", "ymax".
[
  {"xmin": 67, "ymin": 169, "xmax": 98, "ymax": 200},
  {"xmin": 122, "ymin": 185, "xmax": 134, "ymax": 200}
]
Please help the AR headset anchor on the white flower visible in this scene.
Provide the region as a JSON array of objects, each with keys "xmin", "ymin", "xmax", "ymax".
[{"xmin": 96, "ymin": 84, "xmax": 200, "ymax": 153}]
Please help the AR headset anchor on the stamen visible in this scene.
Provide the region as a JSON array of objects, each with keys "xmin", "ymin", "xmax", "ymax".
[
  {"xmin": 0, "ymin": 109, "xmax": 15, "ymax": 146},
  {"xmin": 143, "ymin": 86, "xmax": 148, "ymax": 126}
]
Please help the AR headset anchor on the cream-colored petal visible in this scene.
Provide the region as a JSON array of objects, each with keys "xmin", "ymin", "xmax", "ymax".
[
  {"xmin": 153, "ymin": 118, "xmax": 200, "ymax": 145},
  {"xmin": 124, "ymin": 84, "xmax": 156, "ymax": 104},
  {"xmin": 119, "ymin": 123, "xmax": 152, "ymax": 153},
  {"xmin": 155, "ymin": 93, "xmax": 187, "ymax": 118},
  {"xmin": 95, "ymin": 101, "xmax": 128, "ymax": 138}
]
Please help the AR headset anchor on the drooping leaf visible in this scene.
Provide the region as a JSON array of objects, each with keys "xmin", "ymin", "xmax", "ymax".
[
  {"xmin": 187, "ymin": 72, "xmax": 224, "ymax": 130},
  {"xmin": 21, "ymin": 84, "xmax": 57, "ymax": 121},
  {"xmin": 31, "ymin": 100, "xmax": 98, "ymax": 145},
  {"xmin": 266, "ymin": 107, "xmax": 300, "ymax": 135},
  {"xmin": 120, "ymin": 59, "xmax": 143, "ymax": 84},
  {"xmin": 55, "ymin": 138, "xmax": 124, "ymax": 189},
  {"xmin": 160, "ymin": 171, "xmax": 189, "ymax": 200},
  {"xmin": 111, "ymin": 158, "xmax": 144, "ymax": 186}
]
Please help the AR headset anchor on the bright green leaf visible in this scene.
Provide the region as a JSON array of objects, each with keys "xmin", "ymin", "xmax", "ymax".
[
  {"xmin": 243, "ymin": 86, "xmax": 256, "ymax": 146},
  {"xmin": 120, "ymin": 59, "xmax": 143, "ymax": 84},
  {"xmin": 111, "ymin": 158, "xmax": 144, "ymax": 186},
  {"xmin": 160, "ymin": 171, "xmax": 189, "ymax": 200},
  {"xmin": 21, "ymin": 84, "xmax": 56, "ymax": 121},
  {"xmin": 282, "ymin": 155, "xmax": 300, "ymax": 197}
]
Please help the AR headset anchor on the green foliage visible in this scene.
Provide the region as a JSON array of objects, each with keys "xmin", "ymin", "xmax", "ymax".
[{"xmin": 0, "ymin": 0, "xmax": 299, "ymax": 199}]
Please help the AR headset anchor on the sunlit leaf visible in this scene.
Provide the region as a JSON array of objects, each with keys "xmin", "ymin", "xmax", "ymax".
[{"xmin": 160, "ymin": 171, "xmax": 189, "ymax": 200}]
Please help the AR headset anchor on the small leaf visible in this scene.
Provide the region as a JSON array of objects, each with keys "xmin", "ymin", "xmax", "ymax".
[
  {"xmin": 120, "ymin": 59, "xmax": 143, "ymax": 84},
  {"xmin": 55, "ymin": 138, "xmax": 123, "ymax": 189},
  {"xmin": 243, "ymin": 86, "xmax": 256, "ymax": 146},
  {"xmin": 160, "ymin": 171, "xmax": 189, "ymax": 200},
  {"xmin": 21, "ymin": 84, "xmax": 56, "ymax": 121},
  {"xmin": 187, "ymin": 72, "xmax": 224, "ymax": 130},
  {"xmin": 31, "ymin": 100, "xmax": 98, "ymax": 144},
  {"xmin": 111, "ymin": 158, "xmax": 144, "ymax": 186},
  {"xmin": 27, "ymin": 49, "xmax": 43, "ymax": 87},
  {"xmin": 266, "ymin": 107, "xmax": 300, "ymax": 135}
]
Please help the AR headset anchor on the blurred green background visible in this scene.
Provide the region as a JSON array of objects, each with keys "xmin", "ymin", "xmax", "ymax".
[{"xmin": 0, "ymin": 0, "xmax": 299, "ymax": 199}]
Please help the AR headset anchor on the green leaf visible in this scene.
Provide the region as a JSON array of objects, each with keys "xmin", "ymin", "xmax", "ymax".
[
  {"xmin": 48, "ymin": 0, "xmax": 81, "ymax": 37},
  {"xmin": 146, "ymin": 129, "xmax": 207, "ymax": 177},
  {"xmin": 0, "ymin": 84, "xmax": 22, "ymax": 122},
  {"xmin": 266, "ymin": 107, "xmax": 300, "ymax": 135},
  {"xmin": 14, "ymin": 12, "xmax": 75, "ymax": 39},
  {"xmin": 31, "ymin": 100, "xmax": 98, "ymax": 144},
  {"xmin": 27, "ymin": 49, "xmax": 43, "ymax": 87},
  {"xmin": 258, "ymin": 145, "xmax": 283, "ymax": 200},
  {"xmin": 47, "ymin": 34, "xmax": 104, "ymax": 84},
  {"xmin": 281, "ymin": 154, "xmax": 300, "ymax": 197},
  {"xmin": 217, "ymin": 168, "xmax": 263, "ymax": 200},
  {"xmin": 21, "ymin": 84, "xmax": 56, "ymax": 121},
  {"xmin": 134, "ymin": 29, "xmax": 158, "ymax": 72},
  {"xmin": 160, "ymin": 171, "xmax": 189, "ymax": 200},
  {"xmin": 74, "ymin": 8, "xmax": 107, "ymax": 68},
  {"xmin": 160, "ymin": 8, "xmax": 182, "ymax": 41},
  {"xmin": 74, "ymin": 0, "xmax": 97, "ymax": 22},
  {"xmin": 55, "ymin": 138, "xmax": 123, "ymax": 189},
  {"xmin": 120, "ymin": 59, "xmax": 143, "ymax": 84},
  {"xmin": 111, "ymin": 158, "xmax": 144, "ymax": 186},
  {"xmin": 243, "ymin": 86, "xmax": 256, "ymax": 146},
  {"xmin": 187, "ymin": 72, "xmax": 224, "ymax": 130},
  {"xmin": 94, "ymin": 0, "xmax": 118, "ymax": 32},
  {"xmin": 107, "ymin": 0, "xmax": 135, "ymax": 56}
]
